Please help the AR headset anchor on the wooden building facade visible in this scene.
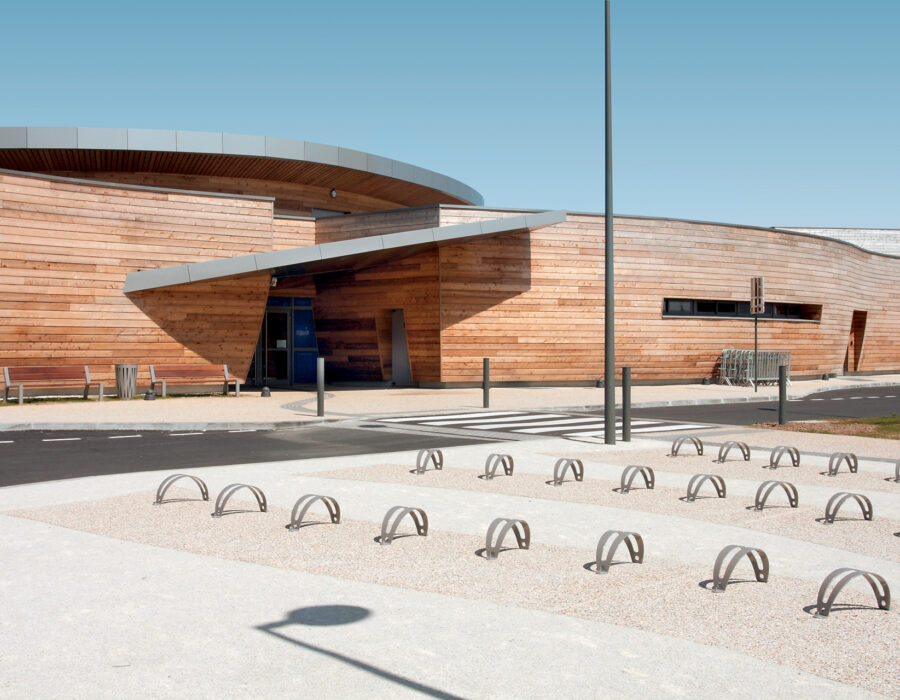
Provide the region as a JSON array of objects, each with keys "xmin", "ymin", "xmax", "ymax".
[{"xmin": 1, "ymin": 127, "xmax": 898, "ymax": 389}]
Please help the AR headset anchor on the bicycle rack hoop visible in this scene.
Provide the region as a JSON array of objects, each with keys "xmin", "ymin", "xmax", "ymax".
[
  {"xmin": 594, "ymin": 530, "xmax": 644, "ymax": 573},
  {"xmin": 670, "ymin": 436, "xmax": 704, "ymax": 457},
  {"xmin": 815, "ymin": 567, "xmax": 891, "ymax": 617},
  {"xmin": 212, "ymin": 483, "xmax": 267, "ymax": 517},
  {"xmin": 824, "ymin": 492, "xmax": 873, "ymax": 523},
  {"xmin": 551, "ymin": 458, "xmax": 584, "ymax": 487},
  {"xmin": 484, "ymin": 453, "xmax": 515, "ymax": 480},
  {"xmin": 827, "ymin": 452, "xmax": 858, "ymax": 477},
  {"xmin": 715, "ymin": 441, "xmax": 750, "ymax": 463},
  {"xmin": 484, "ymin": 517, "xmax": 531, "ymax": 560},
  {"xmin": 154, "ymin": 473, "xmax": 209, "ymax": 505},
  {"xmin": 754, "ymin": 480, "xmax": 799, "ymax": 510},
  {"xmin": 620, "ymin": 466, "xmax": 655, "ymax": 494},
  {"xmin": 289, "ymin": 494, "xmax": 341, "ymax": 530},
  {"xmin": 685, "ymin": 473, "xmax": 727, "ymax": 502},
  {"xmin": 768, "ymin": 446, "xmax": 800, "ymax": 469},
  {"xmin": 712, "ymin": 544, "xmax": 769, "ymax": 591},
  {"xmin": 380, "ymin": 506, "xmax": 428, "ymax": 545},
  {"xmin": 415, "ymin": 449, "xmax": 444, "ymax": 475}
]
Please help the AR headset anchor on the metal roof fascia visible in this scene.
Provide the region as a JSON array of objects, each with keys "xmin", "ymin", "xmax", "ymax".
[{"xmin": 122, "ymin": 211, "xmax": 565, "ymax": 293}]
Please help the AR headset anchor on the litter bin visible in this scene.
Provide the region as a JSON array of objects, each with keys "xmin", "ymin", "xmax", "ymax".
[{"xmin": 115, "ymin": 364, "xmax": 138, "ymax": 399}]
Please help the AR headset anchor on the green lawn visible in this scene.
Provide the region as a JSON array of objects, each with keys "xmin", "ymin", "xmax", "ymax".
[{"xmin": 759, "ymin": 414, "xmax": 900, "ymax": 440}]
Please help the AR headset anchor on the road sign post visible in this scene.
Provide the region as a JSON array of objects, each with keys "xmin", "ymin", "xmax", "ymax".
[{"xmin": 751, "ymin": 277, "xmax": 764, "ymax": 393}]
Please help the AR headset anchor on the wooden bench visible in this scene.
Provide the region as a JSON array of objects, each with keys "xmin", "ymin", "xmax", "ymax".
[
  {"xmin": 149, "ymin": 364, "xmax": 240, "ymax": 397},
  {"xmin": 3, "ymin": 365, "xmax": 103, "ymax": 404}
]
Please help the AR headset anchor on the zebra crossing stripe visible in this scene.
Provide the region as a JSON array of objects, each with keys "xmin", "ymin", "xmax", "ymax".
[
  {"xmin": 514, "ymin": 420, "xmax": 658, "ymax": 434},
  {"xmin": 422, "ymin": 413, "xmax": 569, "ymax": 427},
  {"xmin": 379, "ymin": 411, "xmax": 524, "ymax": 423},
  {"xmin": 467, "ymin": 416, "xmax": 613, "ymax": 430}
]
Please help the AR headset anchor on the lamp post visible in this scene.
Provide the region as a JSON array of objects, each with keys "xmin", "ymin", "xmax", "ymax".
[{"xmin": 603, "ymin": 0, "xmax": 616, "ymax": 445}]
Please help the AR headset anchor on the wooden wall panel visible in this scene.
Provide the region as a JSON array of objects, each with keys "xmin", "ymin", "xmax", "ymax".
[
  {"xmin": 0, "ymin": 172, "xmax": 274, "ymax": 385},
  {"xmin": 438, "ymin": 208, "xmax": 900, "ymax": 382},
  {"xmin": 313, "ymin": 251, "xmax": 440, "ymax": 382},
  {"xmin": 311, "ymin": 208, "xmax": 441, "ymax": 381},
  {"xmin": 273, "ymin": 217, "xmax": 316, "ymax": 250}
]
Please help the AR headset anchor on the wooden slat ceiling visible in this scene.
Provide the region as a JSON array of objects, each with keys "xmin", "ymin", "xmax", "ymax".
[{"xmin": 0, "ymin": 149, "xmax": 471, "ymax": 209}]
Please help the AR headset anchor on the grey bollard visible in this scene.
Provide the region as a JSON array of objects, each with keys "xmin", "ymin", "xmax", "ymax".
[
  {"xmin": 317, "ymin": 357, "xmax": 325, "ymax": 417},
  {"xmin": 483, "ymin": 357, "xmax": 490, "ymax": 409},
  {"xmin": 622, "ymin": 366, "xmax": 631, "ymax": 442},
  {"xmin": 778, "ymin": 365, "xmax": 787, "ymax": 425}
]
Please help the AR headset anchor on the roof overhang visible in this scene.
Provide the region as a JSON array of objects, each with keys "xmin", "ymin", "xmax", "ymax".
[{"xmin": 123, "ymin": 210, "xmax": 566, "ymax": 294}]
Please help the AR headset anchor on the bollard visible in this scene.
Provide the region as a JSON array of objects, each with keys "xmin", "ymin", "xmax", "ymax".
[
  {"xmin": 317, "ymin": 357, "xmax": 325, "ymax": 417},
  {"xmin": 483, "ymin": 357, "xmax": 490, "ymax": 409},
  {"xmin": 778, "ymin": 364, "xmax": 787, "ymax": 425},
  {"xmin": 622, "ymin": 366, "xmax": 632, "ymax": 442}
]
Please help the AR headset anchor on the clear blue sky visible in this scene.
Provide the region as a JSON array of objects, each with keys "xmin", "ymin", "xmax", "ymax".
[{"xmin": 2, "ymin": 0, "xmax": 898, "ymax": 227}]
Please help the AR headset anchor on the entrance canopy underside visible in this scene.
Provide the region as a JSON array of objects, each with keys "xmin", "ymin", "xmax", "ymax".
[{"xmin": 123, "ymin": 210, "xmax": 566, "ymax": 293}]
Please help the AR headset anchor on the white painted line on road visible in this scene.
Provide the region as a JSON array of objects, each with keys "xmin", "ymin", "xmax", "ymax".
[
  {"xmin": 810, "ymin": 398, "xmax": 824, "ymax": 401},
  {"xmin": 42, "ymin": 437, "xmax": 81, "ymax": 442},
  {"xmin": 849, "ymin": 397, "xmax": 862, "ymax": 400},
  {"xmin": 170, "ymin": 432, "xmax": 203, "ymax": 436},
  {"xmin": 866, "ymin": 396, "xmax": 880, "ymax": 399},
  {"xmin": 422, "ymin": 413, "xmax": 568, "ymax": 427},
  {"xmin": 467, "ymin": 416, "xmax": 605, "ymax": 430},
  {"xmin": 886, "ymin": 395, "xmax": 896, "ymax": 398},
  {"xmin": 380, "ymin": 411, "xmax": 523, "ymax": 423},
  {"xmin": 516, "ymin": 420, "xmax": 657, "ymax": 434},
  {"xmin": 831, "ymin": 398, "xmax": 844, "ymax": 401},
  {"xmin": 0, "ymin": 440, "xmax": 14, "ymax": 444},
  {"xmin": 228, "ymin": 429, "xmax": 257, "ymax": 433},
  {"xmin": 109, "ymin": 435, "xmax": 142, "ymax": 439}
]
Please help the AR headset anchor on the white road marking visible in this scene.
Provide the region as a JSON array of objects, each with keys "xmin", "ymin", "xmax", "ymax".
[
  {"xmin": 810, "ymin": 398, "xmax": 824, "ymax": 401},
  {"xmin": 831, "ymin": 398, "xmax": 844, "ymax": 401},
  {"xmin": 886, "ymin": 395, "xmax": 897, "ymax": 398},
  {"xmin": 866, "ymin": 396, "xmax": 880, "ymax": 399},
  {"xmin": 0, "ymin": 440, "xmax": 14, "ymax": 444},
  {"xmin": 849, "ymin": 397, "xmax": 863, "ymax": 400},
  {"xmin": 467, "ymin": 416, "xmax": 610, "ymax": 430},
  {"xmin": 228, "ymin": 429, "xmax": 257, "ymax": 433},
  {"xmin": 422, "ymin": 413, "xmax": 568, "ymax": 427},
  {"xmin": 170, "ymin": 432, "xmax": 203, "ymax": 436},
  {"xmin": 42, "ymin": 437, "xmax": 81, "ymax": 442},
  {"xmin": 109, "ymin": 435, "xmax": 142, "ymax": 439},
  {"xmin": 380, "ymin": 411, "xmax": 524, "ymax": 423},
  {"xmin": 515, "ymin": 420, "xmax": 658, "ymax": 434},
  {"xmin": 562, "ymin": 423, "xmax": 707, "ymax": 438}
]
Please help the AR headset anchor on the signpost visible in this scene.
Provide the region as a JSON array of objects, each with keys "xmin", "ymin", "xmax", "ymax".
[{"xmin": 751, "ymin": 277, "xmax": 764, "ymax": 393}]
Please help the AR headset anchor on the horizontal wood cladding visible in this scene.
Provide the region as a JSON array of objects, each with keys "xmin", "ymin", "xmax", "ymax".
[
  {"xmin": 313, "ymin": 207, "xmax": 439, "ymax": 245},
  {"xmin": 273, "ymin": 218, "xmax": 316, "ymax": 250},
  {"xmin": 0, "ymin": 172, "xmax": 273, "ymax": 385},
  {"xmin": 437, "ymin": 209, "xmax": 900, "ymax": 382},
  {"xmin": 313, "ymin": 250, "xmax": 440, "ymax": 382},
  {"xmin": 0, "ymin": 149, "xmax": 470, "ymax": 212}
]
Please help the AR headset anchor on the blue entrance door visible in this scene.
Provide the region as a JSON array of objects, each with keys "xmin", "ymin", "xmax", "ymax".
[{"xmin": 293, "ymin": 307, "xmax": 318, "ymax": 384}]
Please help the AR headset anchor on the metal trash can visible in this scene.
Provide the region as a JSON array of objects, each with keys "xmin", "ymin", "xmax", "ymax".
[{"xmin": 115, "ymin": 364, "xmax": 139, "ymax": 399}]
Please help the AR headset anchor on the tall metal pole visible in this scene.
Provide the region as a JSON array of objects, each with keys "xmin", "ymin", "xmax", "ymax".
[
  {"xmin": 604, "ymin": 0, "xmax": 616, "ymax": 445},
  {"xmin": 482, "ymin": 357, "xmax": 490, "ymax": 409},
  {"xmin": 754, "ymin": 315, "xmax": 758, "ymax": 393}
]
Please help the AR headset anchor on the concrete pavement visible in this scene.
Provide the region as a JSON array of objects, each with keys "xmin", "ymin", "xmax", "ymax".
[{"xmin": 1, "ymin": 373, "xmax": 899, "ymax": 431}]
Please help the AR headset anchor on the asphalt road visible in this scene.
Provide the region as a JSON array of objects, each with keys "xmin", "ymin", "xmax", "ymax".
[
  {"xmin": 0, "ymin": 425, "xmax": 496, "ymax": 488},
  {"xmin": 628, "ymin": 386, "xmax": 900, "ymax": 425}
]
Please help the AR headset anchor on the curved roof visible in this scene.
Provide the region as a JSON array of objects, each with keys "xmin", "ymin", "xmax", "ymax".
[{"xmin": 0, "ymin": 126, "xmax": 483, "ymax": 208}]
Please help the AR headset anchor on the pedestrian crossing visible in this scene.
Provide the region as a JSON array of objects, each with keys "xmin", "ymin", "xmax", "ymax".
[{"xmin": 378, "ymin": 410, "xmax": 709, "ymax": 438}]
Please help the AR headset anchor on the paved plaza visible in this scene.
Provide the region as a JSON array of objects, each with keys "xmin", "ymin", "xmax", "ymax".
[{"xmin": 1, "ymin": 378, "xmax": 898, "ymax": 698}]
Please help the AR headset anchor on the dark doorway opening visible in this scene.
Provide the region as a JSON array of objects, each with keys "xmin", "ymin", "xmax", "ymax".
[
  {"xmin": 843, "ymin": 310, "xmax": 867, "ymax": 373},
  {"xmin": 248, "ymin": 297, "xmax": 319, "ymax": 386}
]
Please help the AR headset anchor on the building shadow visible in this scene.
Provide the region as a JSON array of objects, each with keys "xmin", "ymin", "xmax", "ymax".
[{"xmin": 256, "ymin": 605, "xmax": 463, "ymax": 700}]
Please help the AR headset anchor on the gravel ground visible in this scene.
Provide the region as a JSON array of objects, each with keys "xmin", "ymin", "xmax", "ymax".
[
  {"xmin": 11, "ymin": 490, "xmax": 898, "ymax": 697},
  {"xmin": 557, "ymin": 448, "xmax": 900, "ymax": 493},
  {"xmin": 684, "ymin": 428, "xmax": 900, "ymax": 460},
  {"xmin": 311, "ymin": 464, "xmax": 900, "ymax": 562}
]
